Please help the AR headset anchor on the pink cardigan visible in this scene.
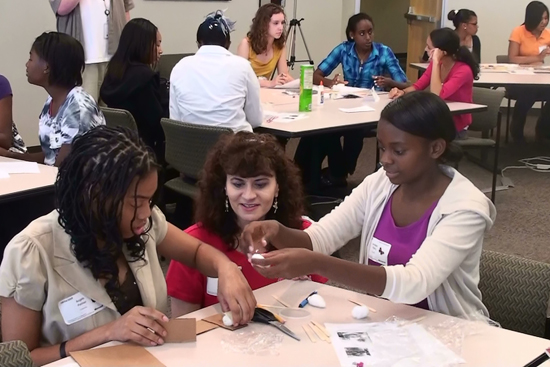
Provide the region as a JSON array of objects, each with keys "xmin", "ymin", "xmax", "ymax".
[{"xmin": 413, "ymin": 61, "xmax": 474, "ymax": 132}]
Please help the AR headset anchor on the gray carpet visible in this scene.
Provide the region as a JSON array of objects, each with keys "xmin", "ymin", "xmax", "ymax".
[{"xmin": 285, "ymin": 111, "xmax": 550, "ymax": 266}]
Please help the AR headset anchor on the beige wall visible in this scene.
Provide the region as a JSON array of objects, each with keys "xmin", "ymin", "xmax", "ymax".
[
  {"xmin": 360, "ymin": 0, "xmax": 409, "ymax": 54},
  {"xmin": 0, "ymin": 0, "xmax": 354, "ymax": 146}
]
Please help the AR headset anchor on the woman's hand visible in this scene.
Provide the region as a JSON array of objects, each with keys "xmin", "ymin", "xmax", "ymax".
[
  {"xmin": 388, "ymin": 87, "xmax": 404, "ymax": 99},
  {"xmin": 432, "ymin": 48, "xmax": 445, "ymax": 63},
  {"xmin": 216, "ymin": 262, "xmax": 257, "ymax": 326},
  {"xmin": 106, "ymin": 306, "xmax": 168, "ymax": 346},
  {"xmin": 279, "ymin": 73, "xmax": 293, "ymax": 84},
  {"xmin": 270, "ymin": 74, "xmax": 285, "ymax": 87},
  {"xmin": 250, "ymin": 248, "xmax": 317, "ymax": 279},
  {"xmin": 240, "ymin": 220, "xmax": 280, "ymax": 255}
]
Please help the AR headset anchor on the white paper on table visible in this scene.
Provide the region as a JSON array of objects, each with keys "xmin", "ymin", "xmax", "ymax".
[
  {"xmin": 0, "ymin": 162, "xmax": 40, "ymax": 174},
  {"xmin": 0, "ymin": 169, "xmax": 9, "ymax": 179},
  {"xmin": 339, "ymin": 105, "xmax": 376, "ymax": 113},
  {"xmin": 362, "ymin": 87, "xmax": 381, "ymax": 103},
  {"xmin": 264, "ymin": 111, "xmax": 309, "ymax": 124},
  {"xmin": 274, "ymin": 79, "xmax": 300, "ymax": 89},
  {"xmin": 325, "ymin": 322, "xmax": 464, "ymax": 367},
  {"xmin": 332, "ymin": 85, "xmax": 370, "ymax": 95},
  {"xmin": 508, "ymin": 68, "xmax": 535, "ymax": 75}
]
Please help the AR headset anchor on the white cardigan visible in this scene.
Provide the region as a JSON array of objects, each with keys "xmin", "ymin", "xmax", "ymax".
[{"xmin": 305, "ymin": 166, "xmax": 496, "ymax": 319}]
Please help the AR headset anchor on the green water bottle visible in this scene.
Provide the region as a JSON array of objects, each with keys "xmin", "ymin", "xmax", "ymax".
[{"xmin": 299, "ymin": 65, "xmax": 314, "ymax": 112}]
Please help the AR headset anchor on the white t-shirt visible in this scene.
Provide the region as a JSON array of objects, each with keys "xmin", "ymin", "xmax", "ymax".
[
  {"xmin": 169, "ymin": 46, "xmax": 263, "ymax": 132},
  {"xmin": 79, "ymin": 0, "xmax": 111, "ymax": 64}
]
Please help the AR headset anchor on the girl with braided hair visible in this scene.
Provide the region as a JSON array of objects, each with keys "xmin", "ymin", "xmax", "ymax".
[{"xmin": 0, "ymin": 126, "xmax": 256, "ymax": 366}]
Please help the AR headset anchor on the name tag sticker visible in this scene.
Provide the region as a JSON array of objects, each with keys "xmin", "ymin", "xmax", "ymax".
[
  {"xmin": 206, "ymin": 277, "xmax": 218, "ymax": 296},
  {"xmin": 49, "ymin": 132, "xmax": 62, "ymax": 149},
  {"xmin": 58, "ymin": 292, "xmax": 105, "ymax": 325},
  {"xmin": 368, "ymin": 237, "xmax": 392, "ymax": 266}
]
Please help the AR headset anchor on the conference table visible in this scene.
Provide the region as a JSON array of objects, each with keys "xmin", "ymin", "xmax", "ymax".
[
  {"xmin": 0, "ymin": 156, "xmax": 57, "ymax": 261},
  {"xmin": 46, "ymin": 280, "xmax": 550, "ymax": 367},
  {"xmin": 410, "ymin": 62, "xmax": 550, "ymax": 87},
  {"xmin": 258, "ymin": 88, "xmax": 488, "ymax": 138}
]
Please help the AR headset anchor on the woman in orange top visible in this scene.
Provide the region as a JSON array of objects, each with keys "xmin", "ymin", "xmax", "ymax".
[
  {"xmin": 237, "ymin": 4, "xmax": 294, "ymax": 88},
  {"xmin": 508, "ymin": 1, "xmax": 550, "ymax": 142}
]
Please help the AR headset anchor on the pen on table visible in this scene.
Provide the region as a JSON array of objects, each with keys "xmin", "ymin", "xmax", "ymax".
[{"xmin": 298, "ymin": 290, "xmax": 318, "ymax": 308}]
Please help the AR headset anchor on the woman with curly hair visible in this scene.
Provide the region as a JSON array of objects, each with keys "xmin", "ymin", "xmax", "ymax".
[
  {"xmin": 237, "ymin": 3, "xmax": 294, "ymax": 87},
  {"xmin": 0, "ymin": 126, "xmax": 256, "ymax": 367},
  {"xmin": 167, "ymin": 132, "xmax": 326, "ymax": 317}
]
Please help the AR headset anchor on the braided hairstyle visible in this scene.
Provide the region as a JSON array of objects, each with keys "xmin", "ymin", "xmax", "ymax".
[{"xmin": 55, "ymin": 125, "xmax": 159, "ymax": 301}]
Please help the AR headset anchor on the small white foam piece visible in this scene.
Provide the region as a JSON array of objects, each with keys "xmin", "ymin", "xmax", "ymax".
[
  {"xmin": 251, "ymin": 253, "xmax": 265, "ymax": 261},
  {"xmin": 351, "ymin": 305, "xmax": 369, "ymax": 319},
  {"xmin": 308, "ymin": 294, "xmax": 326, "ymax": 308},
  {"xmin": 222, "ymin": 311, "xmax": 233, "ymax": 326},
  {"xmin": 371, "ymin": 87, "xmax": 380, "ymax": 102}
]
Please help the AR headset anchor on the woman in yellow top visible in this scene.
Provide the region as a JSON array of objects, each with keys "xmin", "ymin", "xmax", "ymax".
[
  {"xmin": 508, "ymin": 1, "xmax": 550, "ymax": 142},
  {"xmin": 237, "ymin": 4, "xmax": 293, "ymax": 88}
]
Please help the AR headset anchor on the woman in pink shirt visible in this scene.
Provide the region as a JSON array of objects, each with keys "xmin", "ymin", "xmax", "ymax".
[{"xmin": 390, "ymin": 28, "xmax": 479, "ymax": 137}]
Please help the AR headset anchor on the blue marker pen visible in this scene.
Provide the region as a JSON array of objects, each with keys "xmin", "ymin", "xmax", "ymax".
[{"xmin": 298, "ymin": 291, "xmax": 318, "ymax": 308}]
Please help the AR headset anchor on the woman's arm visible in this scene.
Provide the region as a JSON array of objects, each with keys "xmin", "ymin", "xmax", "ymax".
[
  {"xmin": 170, "ymin": 299, "xmax": 201, "ymax": 318},
  {"xmin": 276, "ymin": 46, "xmax": 291, "ymax": 77},
  {"xmin": 0, "ymin": 94, "xmax": 13, "ymax": 150},
  {"xmin": 0, "ymin": 147, "xmax": 45, "ymax": 163},
  {"xmin": 237, "ymin": 38, "xmax": 250, "ymax": 59},
  {"xmin": 56, "ymin": 0, "xmax": 80, "ymax": 15},
  {"xmin": 508, "ymin": 41, "xmax": 547, "ymax": 64},
  {"xmin": 157, "ymin": 224, "xmax": 256, "ymax": 325},
  {"xmin": 429, "ymin": 61, "xmax": 443, "ymax": 96}
]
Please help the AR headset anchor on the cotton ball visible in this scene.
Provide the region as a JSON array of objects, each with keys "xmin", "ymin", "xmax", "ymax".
[
  {"xmin": 251, "ymin": 253, "xmax": 265, "ymax": 261},
  {"xmin": 222, "ymin": 312, "xmax": 233, "ymax": 326},
  {"xmin": 307, "ymin": 294, "xmax": 326, "ymax": 308},
  {"xmin": 352, "ymin": 305, "xmax": 369, "ymax": 320}
]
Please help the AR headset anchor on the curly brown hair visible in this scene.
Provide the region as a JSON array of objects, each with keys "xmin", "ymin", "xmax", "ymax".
[
  {"xmin": 195, "ymin": 132, "xmax": 305, "ymax": 249},
  {"xmin": 247, "ymin": 4, "xmax": 287, "ymax": 55}
]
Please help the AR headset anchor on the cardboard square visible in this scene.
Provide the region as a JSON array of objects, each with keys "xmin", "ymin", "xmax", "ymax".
[
  {"xmin": 70, "ymin": 344, "xmax": 164, "ymax": 367},
  {"xmin": 202, "ymin": 313, "xmax": 248, "ymax": 331},
  {"xmin": 196, "ymin": 319, "xmax": 219, "ymax": 335},
  {"xmin": 161, "ymin": 318, "xmax": 196, "ymax": 343}
]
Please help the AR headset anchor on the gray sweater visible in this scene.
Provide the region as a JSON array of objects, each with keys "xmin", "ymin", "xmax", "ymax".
[{"xmin": 48, "ymin": 0, "xmax": 134, "ymax": 58}]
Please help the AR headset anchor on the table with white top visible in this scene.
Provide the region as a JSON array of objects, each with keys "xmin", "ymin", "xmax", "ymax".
[
  {"xmin": 410, "ymin": 62, "xmax": 550, "ymax": 87},
  {"xmin": 46, "ymin": 280, "xmax": 550, "ymax": 367},
  {"xmin": 0, "ymin": 156, "xmax": 57, "ymax": 260},
  {"xmin": 258, "ymin": 88, "xmax": 488, "ymax": 138}
]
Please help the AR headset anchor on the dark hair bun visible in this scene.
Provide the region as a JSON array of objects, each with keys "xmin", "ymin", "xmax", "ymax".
[
  {"xmin": 447, "ymin": 10, "xmax": 457, "ymax": 21},
  {"xmin": 442, "ymin": 141, "xmax": 463, "ymax": 164}
]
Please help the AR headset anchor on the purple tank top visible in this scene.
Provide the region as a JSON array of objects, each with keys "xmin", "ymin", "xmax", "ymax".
[{"xmin": 368, "ymin": 193, "xmax": 438, "ymax": 310}]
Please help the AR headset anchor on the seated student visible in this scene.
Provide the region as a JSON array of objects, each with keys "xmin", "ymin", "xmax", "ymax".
[
  {"xmin": 237, "ymin": 4, "xmax": 293, "ymax": 87},
  {"xmin": 242, "ymin": 92, "xmax": 496, "ymax": 319},
  {"xmin": 390, "ymin": 28, "xmax": 479, "ymax": 138},
  {"xmin": 314, "ymin": 12, "xmax": 408, "ymax": 90},
  {"xmin": 0, "ymin": 126, "xmax": 256, "ymax": 367},
  {"xmin": 508, "ymin": 1, "xmax": 550, "ymax": 142},
  {"xmin": 448, "ymin": 9, "xmax": 481, "ymax": 62},
  {"xmin": 170, "ymin": 10, "xmax": 262, "ymax": 132},
  {"xmin": 296, "ymin": 13, "xmax": 409, "ymax": 188},
  {"xmin": 166, "ymin": 132, "xmax": 326, "ymax": 317},
  {"xmin": 100, "ymin": 18, "xmax": 167, "ymax": 163},
  {"xmin": 421, "ymin": 9, "xmax": 481, "ymax": 63},
  {"xmin": 0, "ymin": 74, "xmax": 26, "ymax": 154},
  {"xmin": 0, "ymin": 32, "xmax": 105, "ymax": 166}
]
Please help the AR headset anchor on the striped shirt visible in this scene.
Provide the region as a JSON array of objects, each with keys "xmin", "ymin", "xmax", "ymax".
[{"xmin": 318, "ymin": 41, "xmax": 406, "ymax": 89}]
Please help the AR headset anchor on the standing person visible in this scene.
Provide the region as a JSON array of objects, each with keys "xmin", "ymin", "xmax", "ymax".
[
  {"xmin": 170, "ymin": 10, "xmax": 262, "ymax": 132},
  {"xmin": 237, "ymin": 3, "xmax": 293, "ymax": 87},
  {"xmin": 448, "ymin": 9, "xmax": 481, "ymax": 62},
  {"xmin": 48, "ymin": 0, "xmax": 134, "ymax": 100},
  {"xmin": 166, "ymin": 132, "xmax": 326, "ymax": 317},
  {"xmin": 390, "ymin": 28, "xmax": 478, "ymax": 138},
  {"xmin": 0, "ymin": 32, "xmax": 105, "ymax": 167},
  {"xmin": 100, "ymin": 18, "xmax": 166, "ymax": 163},
  {"xmin": 0, "ymin": 126, "xmax": 256, "ymax": 367},
  {"xmin": 507, "ymin": 1, "xmax": 550, "ymax": 142},
  {"xmin": 242, "ymin": 92, "xmax": 496, "ymax": 320}
]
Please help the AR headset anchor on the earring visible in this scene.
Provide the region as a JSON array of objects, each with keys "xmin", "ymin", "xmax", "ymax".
[
  {"xmin": 273, "ymin": 197, "xmax": 278, "ymax": 213},
  {"xmin": 225, "ymin": 197, "xmax": 229, "ymax": 213}
]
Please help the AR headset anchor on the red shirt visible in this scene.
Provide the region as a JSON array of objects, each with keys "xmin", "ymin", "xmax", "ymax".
[
  {"xmin": 166, "ymin": 219, "xmax": 327, "ymax": 307},
  {"xmin": 413, "ymin": 61, "xmax": 474, "ymax": 132}
]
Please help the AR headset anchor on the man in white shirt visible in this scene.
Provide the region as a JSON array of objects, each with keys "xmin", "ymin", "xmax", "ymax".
[
  {"xmin": 169, "ymin": 10, "xmax": 263, "ymax": 132},
  {"xmin": 49, "ymin": 0, "xmax": 133, "ymax": 101}
]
